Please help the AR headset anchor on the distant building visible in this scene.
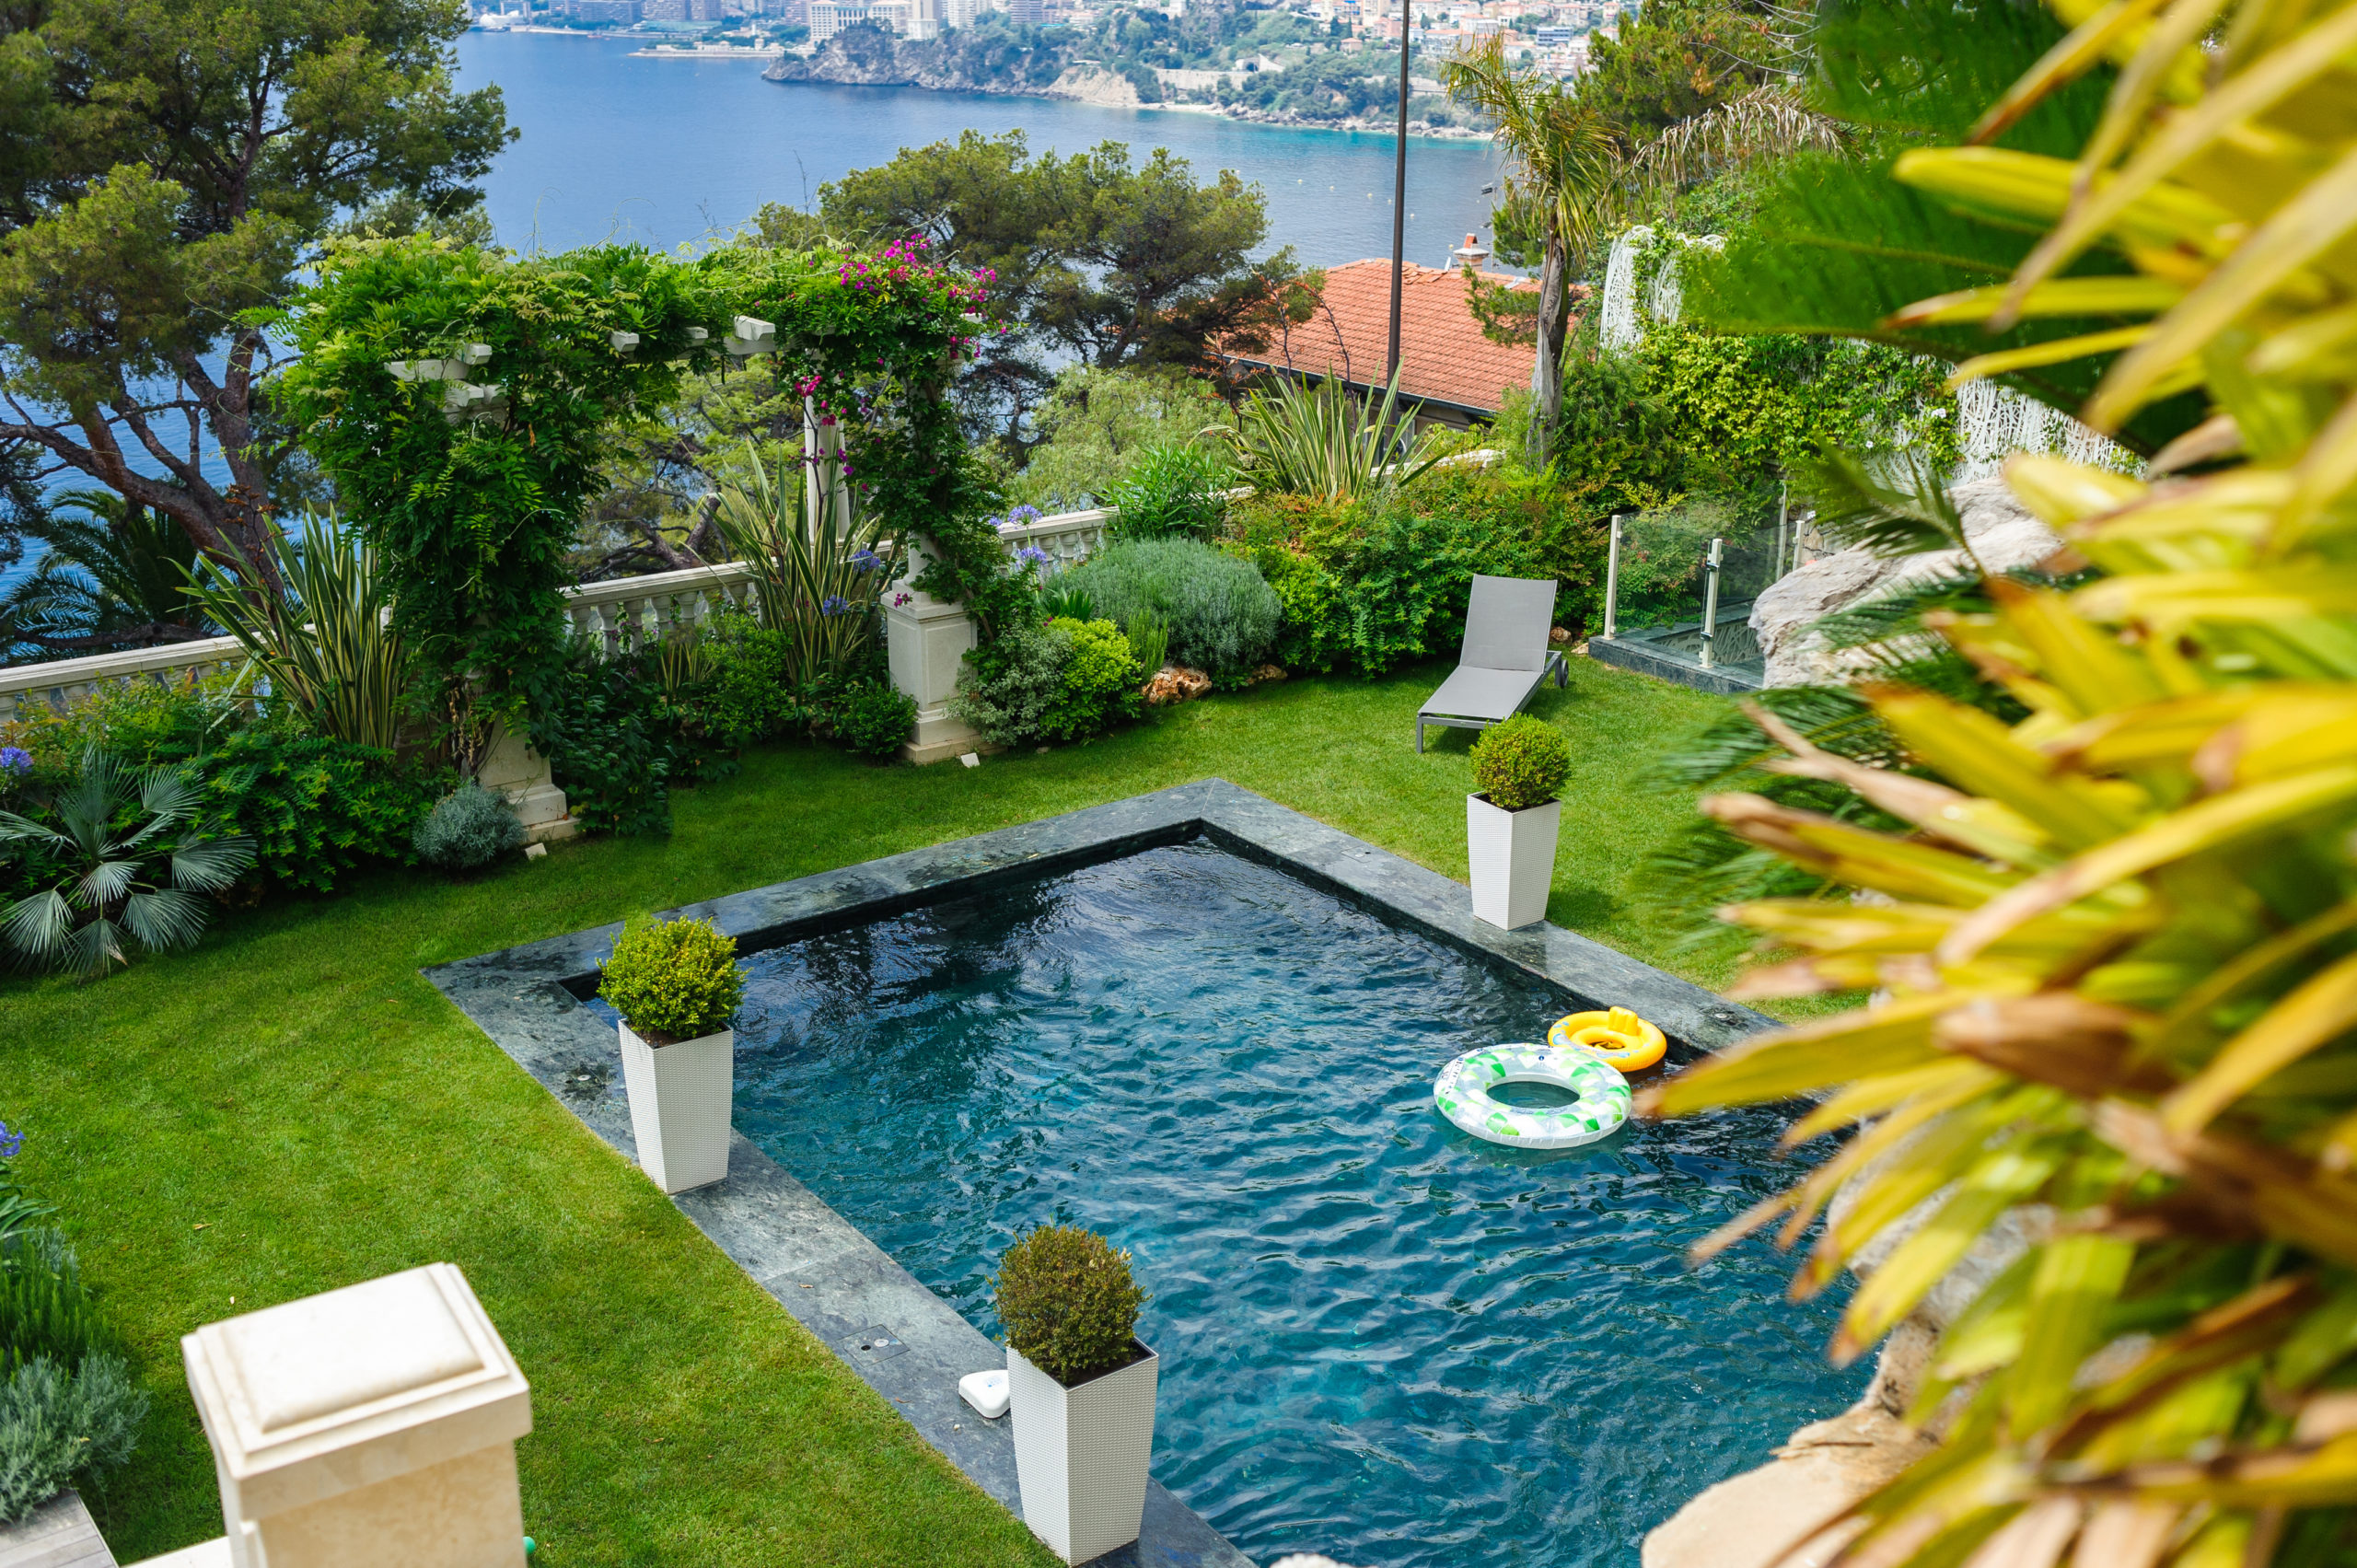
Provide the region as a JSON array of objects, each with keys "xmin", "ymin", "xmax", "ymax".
[
  {"xmin": 809, "ymin": 0, "xmax": 869, "ymax": 35},
  {"xmin": 1220, "ymin": 259, "xmax": 1557, "ymax": 429},
  {"xmin": 1005, "ymin": 0, "xmax": 1043, "ymax": 21},
  {"xmin": 568, "ymin": 0, "xmax": 638, "ymax": 20},
  {"xmin": 1534, "ymin": 21, "xmax": 1573, "ymax": 44},
  {"xmin": 869, "ymin": 0, "xmax": 910, "ymax": 27},
  {"xmin": 641, "ymin": 0, "xmax": 685, "ymax": 17},
  {"xmin": 943, "ymin": 0, "xmax": 981, "ymax": 22}
]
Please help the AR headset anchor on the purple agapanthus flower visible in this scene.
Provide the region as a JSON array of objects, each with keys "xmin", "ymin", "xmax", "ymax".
[
  {"xmin": 0, "ymin": 747, "xmax": 29, "ymax": 780},
  {"xmin": 0, "ymin": 1121, "xmax": 22, "ymax": 1161},
  {"xmin": 1016, "ymin": 545, "xmax": 1050, "ymax": 565},
  {"xmin": 820, "ymin": 595, "xmax": 851, "ymax": 617},
  {"xmin": 1007, "ymin": 504, "xmax": 1042, "ymax": 524},
  {"xmin": 850, "ymin": 548, "xmax": 881, "ymax": 573}
]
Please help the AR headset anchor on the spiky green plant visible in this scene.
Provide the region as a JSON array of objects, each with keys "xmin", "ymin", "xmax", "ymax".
[
  {"xmin": 708, "ymin": 445, "xmax": 894, "ymax": 684},
  {"xmin": 1216, "ymin": 367, "xmax": 1448, "ymax": 502},
  {"xmin": 1639, "ymin": 0, "xmax": 2357, "ymax": 1561},
  {"xmin": 180, "ymin": 511, "xmax": 412, "ymax": 749},
  {"xmin": 0, "ymin": 745, "xmax": 254, "ymax": 976}
]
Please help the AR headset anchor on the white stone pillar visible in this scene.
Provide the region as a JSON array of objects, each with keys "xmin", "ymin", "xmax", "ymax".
[
  {"xmin": 180, "ymin": 1263, "xmax": 534, "ymax": 1568},
  {"xmin": 476, "ymin": 725, "xmax": 575, "ymax": 844},
  {"xmin": 886, "ymin": 535, "xmax": 992, "ymax": 765}
]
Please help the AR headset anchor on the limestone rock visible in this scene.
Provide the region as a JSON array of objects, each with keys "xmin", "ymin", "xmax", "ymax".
[
  {"xmin": 1043, "ymin": 65, "xmax": 1142, "ymax": 106},
  {"xmin": 1643, "ymin": 1404, "xmax": 1934, "ymax": 1568},
  {"xmin": 1144, "ymin": 666, "xmax": 1212, "ymax": 705},
  {"xmin": 1751, "ymin": 474, "xmax": 2064, "ymax": 688}
]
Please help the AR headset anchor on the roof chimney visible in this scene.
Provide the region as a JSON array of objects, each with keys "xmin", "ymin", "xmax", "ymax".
[{"xmin": 1449, "ymin": 232, "xmax": 1491, "ymax": 268}]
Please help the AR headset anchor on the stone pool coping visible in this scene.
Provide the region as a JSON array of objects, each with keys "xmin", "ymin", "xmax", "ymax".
[{"xmin": 425, "ymin": 778, "xmax": 1774, "ymax": 1567}]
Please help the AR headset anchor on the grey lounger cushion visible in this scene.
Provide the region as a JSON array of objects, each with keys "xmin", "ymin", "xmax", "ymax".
[{"xmin": 1421, "ymin": 664, "xmax": 1546, "ymax": 724}]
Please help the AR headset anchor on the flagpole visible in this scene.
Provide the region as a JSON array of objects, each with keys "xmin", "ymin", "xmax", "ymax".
[{"xmin": 1387, "ymin": 0, "xmax": 1411, "ymax": 382}]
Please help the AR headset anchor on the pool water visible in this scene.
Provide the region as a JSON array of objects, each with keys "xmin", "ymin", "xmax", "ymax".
[{"xmin": 727, "ymin": 842, "xmax": 1864, "ymax": 1568}]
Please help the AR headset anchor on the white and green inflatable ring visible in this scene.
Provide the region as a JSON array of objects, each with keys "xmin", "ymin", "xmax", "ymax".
[{"xmin": 1434, "ymin": 1043, "xmax": 1632, "ymax": 1150}]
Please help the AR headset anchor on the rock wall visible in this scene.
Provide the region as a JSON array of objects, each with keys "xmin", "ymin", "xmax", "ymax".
[
  {"xmin": 1044, "ymin": 64, "xmax": 1142, "ymax": 106},
  {"xmin": 1748, "ymin": 474, "xmax": 2065, "ymax": 688},
  {"xmin": 1643, "ymin": 1135, "xmax": 2046, "ymax": 1568}
]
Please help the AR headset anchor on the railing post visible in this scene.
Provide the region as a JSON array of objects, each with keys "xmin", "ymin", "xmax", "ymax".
[
  {"xmin": 1700, "ymin": 536, "xmax": 1724, "ymax": 669},
  {"xmin": 1602, "ymin": 515, "xmax": 1623, "ymax": 641},
  {"xmin": 177, "ymin": 1263, "xmax": 531, "ymax": 1568},
  {"xmin": 885, "ymin": 533, "xmax": 989, "ymax": 764},
  {"xmin": 1774, "ymin": 478, "xmax": 1790, "ymax": 579}
]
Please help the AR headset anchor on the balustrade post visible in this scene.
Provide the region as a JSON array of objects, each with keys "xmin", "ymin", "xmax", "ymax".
[
  {"xmin": 476, "ymin": 722, "xmax": 575, "ymax": 844},
  {"xmin": 169, "ymin": 1263, "xmax": 532, "ymax": 1568},
  {"xmin": 885, "ymin": 534, "xmax": 990, "ymax": 765}
]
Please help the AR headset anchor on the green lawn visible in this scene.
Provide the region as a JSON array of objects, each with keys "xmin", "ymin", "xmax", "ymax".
[{"xmin": 0, "ymin": 656, "xmax": 1733, "ymax": 1565}]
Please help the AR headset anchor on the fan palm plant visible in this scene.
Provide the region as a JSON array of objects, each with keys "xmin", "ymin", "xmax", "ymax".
[
  {"xmin": 0, "ymin": 746, "xmax": 254, "ymax": 977},
  {"xmin": 179, "ymin": 511, "xmax": 412, "ymax": 750},
  {"xmin": 0, "ymin": 491, "xmax": 206, "ymax": 660},
  {"xmin": 1440, "ymin": 39, "xmax": 1621, "ymax": 465},
  {"xmin": 707, "ymin": 445, "xmax": 894, "ymax": 685},
  {"xmin": 1216, "ymin": 368, "xmax": 1449, "ymax": 501},
  {"xmin": 1638, "ymin": 0, "xmax": 2357, "ymax": 1562}
]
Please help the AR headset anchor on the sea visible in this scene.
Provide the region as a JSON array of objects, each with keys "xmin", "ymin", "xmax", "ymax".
[
  {"xmin": 456, "ymin": 29, "xmax": 1507, "ymax": 267},
  {"xmin": 0, "ymin": 39, "xmax": 1504, "ymax": 597}
]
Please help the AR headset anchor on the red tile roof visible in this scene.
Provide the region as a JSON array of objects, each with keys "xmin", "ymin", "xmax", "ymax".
[{"xmin": 1228, "ymin": 259, "xmax": 1556, "ymax": 415}]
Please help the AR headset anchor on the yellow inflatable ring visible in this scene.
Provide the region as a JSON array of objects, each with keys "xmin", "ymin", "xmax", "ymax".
[{"xmin": 1547, "ymin": 1006, "xmax": 1666, "ymax": 1074}]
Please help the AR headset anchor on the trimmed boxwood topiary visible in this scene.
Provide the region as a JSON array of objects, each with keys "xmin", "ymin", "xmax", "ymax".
[
  {"xmin": 598, "ymin": 914, "xmax": 745, "ymax": 1044},
  {"xmin": 414, "ymin": 780, "xmax": 524, "ymax": 872},
  {"xmin": 993, "ymin": 1225, "xmax": 1147, "ymax": 1385},
  {"xmin": 1470, "ymin": 714, "xmax": 1570, "ymax": 812}
]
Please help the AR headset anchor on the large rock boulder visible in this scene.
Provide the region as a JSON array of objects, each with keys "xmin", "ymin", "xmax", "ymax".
[
  {"xmin": 1643, "ymin": 1128, "xmax": 2042, "ymax": 1568},
  {"xmin": 1750, "ymin": 475, "xmax": 2064, "ymax": 688}
]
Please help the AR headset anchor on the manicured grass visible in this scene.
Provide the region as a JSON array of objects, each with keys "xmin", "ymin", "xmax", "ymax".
[{"xmin": 0, "ymin": 656, "xmax": 1732, "ymax": 1564}]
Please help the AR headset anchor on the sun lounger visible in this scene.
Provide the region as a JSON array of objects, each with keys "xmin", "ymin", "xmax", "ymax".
[{"xmin": 1415, "ymin": 575, "xmax": 1568, "ymax": 752}]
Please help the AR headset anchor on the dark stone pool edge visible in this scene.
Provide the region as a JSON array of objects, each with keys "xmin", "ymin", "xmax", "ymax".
[{"xmin": 423, "ymin": 778, "xmax": 1775, "ymax": 1568}]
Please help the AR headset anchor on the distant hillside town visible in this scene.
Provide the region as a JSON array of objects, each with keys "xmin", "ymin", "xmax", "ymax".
[{"xmin": 471, "ymin": 0, "xmax": 1631, "ymax": 127}]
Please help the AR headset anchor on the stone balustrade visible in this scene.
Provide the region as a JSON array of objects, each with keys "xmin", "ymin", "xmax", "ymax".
[
  {"xmin": 0, "ymin": 507, "xmax": 1117, "ymax": 726},
  {"xmin": 0, "ymin": 636, "xmax": 251, "ymax": 726},
  {"xmin": 996, "ymin": 506, "xmax": 1110, "ymax": 571},
  {"xmin": 562, "ymin": 561, "xmax": 761, "ymax": 656}
]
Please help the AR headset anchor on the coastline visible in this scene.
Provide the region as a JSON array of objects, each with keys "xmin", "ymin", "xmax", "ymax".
[
  {"xmin": 629, "ymin": 42, "xmax": 784, "ymax": 56},
  {"xmin": 756, "ymin": 58, "xmax": 1494, "ymax": 143},
  {"xmin": 467, "ymin": 27, "xmax": 1493, "ymax": 140}
]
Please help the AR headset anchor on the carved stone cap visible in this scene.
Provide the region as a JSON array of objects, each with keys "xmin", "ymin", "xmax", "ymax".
[{"xmin": 182, "ymin": 1263, "xmax": 532, "ymax": 1518}]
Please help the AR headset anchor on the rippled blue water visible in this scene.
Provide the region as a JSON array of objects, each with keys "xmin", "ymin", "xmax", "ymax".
[
  {"xmin": 457, "ymin": 31, "xmax": 1506, "ymax": 263},
  {"xmin": 729, "ymin": 842, "xmax": 1864, "ymax": 1568}
]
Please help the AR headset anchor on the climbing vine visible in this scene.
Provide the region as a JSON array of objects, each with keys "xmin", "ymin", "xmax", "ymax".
[{"xmin": 273, "ymin": 232, "xmax": 1011, "ymax": 726}]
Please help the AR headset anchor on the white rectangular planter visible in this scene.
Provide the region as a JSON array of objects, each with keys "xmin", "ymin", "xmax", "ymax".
[
  {"xmin": 618, "ymin": 1022, "xmax": 734, "ymax": 1194},
  {"xmin": 1468, "ymin": 794, "xmax": 1562, "ymax": 930},
  {"xmin": 1008, "ymin": 1341, "xmax": 1158, "ymax": 1564}
]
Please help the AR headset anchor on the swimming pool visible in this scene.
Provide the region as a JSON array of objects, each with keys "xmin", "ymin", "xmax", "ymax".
[{"xmin": 726, "ymin": 841, "xmax": 1863, "ymax": 1568}]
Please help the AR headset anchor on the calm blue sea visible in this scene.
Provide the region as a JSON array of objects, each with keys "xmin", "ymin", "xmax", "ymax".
[
  {"xmin": 0, "ymin": 42, "xmax": 1504, "ymax": 596},
  {"xmin": 455, "ymin": 29, "xmax": 1507, "ymax": 266}
]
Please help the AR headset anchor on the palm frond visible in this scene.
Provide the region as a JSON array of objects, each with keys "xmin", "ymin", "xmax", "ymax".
[
  {"xmin": 1623, "ymin": 86, "xmax": 1848, "ymax": 198},
  {"xmin": 167, "ymin": 834, "xmax": 256, "ymax": 895},
  {"xmin": 1798, "ymin": 447, "xmax": 1977, "ymax": 563},
  {"xmin": 74, "ymin": 859, "xmax": 136, "ymax": 913},
  {"xmin": 1, "ymin": 890, "xmax": 75, "ymax": 964},
  {"xmin": 122, "ymin": 889, "xmax": 211, "ymax": 954}
]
